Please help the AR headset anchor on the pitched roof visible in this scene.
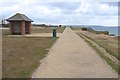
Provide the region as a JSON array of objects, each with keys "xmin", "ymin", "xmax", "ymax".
[{"xmin": 6, "ymin": 13, "xmax": 33, "ymax": 22}]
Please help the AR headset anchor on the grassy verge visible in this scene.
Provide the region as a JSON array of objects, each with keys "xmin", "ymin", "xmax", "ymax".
[
  {"xmin": 77, "ymin": 33, "xmax": 119, "ymax": 74},
  {"xmin": 78, "ymin": 32, "xmax": 118, "ymax": 59},
  {"xmin": 98, "ymin": 41, "xmax": 118, "ymax": 59},
  {"xmin": 2, "ymin": 34, "xmax": 57, "ymax": 78}
]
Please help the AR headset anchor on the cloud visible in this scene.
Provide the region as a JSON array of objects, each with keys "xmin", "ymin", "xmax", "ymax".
[
  {"xmin": 74, "ymin": 2, "xmax": 92, "ymax": 15},
  {"xmin": 0, "ymin": 0, "xmax": 118, "ymax": 26},
  {"xmin": 93, "ymin": 3, "xmax": 118, "ymax": 16},
  {"xmin": 74, "ymin": 2, "xmax": 118, "ymax": 16}
]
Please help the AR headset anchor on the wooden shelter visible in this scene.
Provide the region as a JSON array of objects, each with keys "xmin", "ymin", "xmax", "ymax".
[{"xmin": 6, "ymin": 13, "xmax": 33, "ymax": 35}]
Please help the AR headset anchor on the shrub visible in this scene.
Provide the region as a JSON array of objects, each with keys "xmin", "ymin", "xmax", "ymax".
[{"xmin": 82, "ymin": 27, "xmax": 88, "ymax": 31}]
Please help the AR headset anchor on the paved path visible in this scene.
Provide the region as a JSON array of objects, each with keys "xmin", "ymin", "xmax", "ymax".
[{"xmin": 32, "ymin": 27, "xmax": 117, "ymax": 78}]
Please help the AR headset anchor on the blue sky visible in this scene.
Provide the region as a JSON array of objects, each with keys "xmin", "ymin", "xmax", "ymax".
[{"xmin": 0, "ymin": 0, "xmax": 119, "ymax": 26}]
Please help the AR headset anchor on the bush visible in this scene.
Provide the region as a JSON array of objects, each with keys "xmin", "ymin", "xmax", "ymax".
[{"xmin": 82, "ymin": 27, "xmax": 88, "ymax": 31}]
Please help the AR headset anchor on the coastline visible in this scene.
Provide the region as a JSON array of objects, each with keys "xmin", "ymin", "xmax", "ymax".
[{"xmin": 91, "ymin": 27, "xmax": 119, "ymax": 37}]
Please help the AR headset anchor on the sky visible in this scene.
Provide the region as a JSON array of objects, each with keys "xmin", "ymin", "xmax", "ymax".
[{"xmin": 0, "ymin": 0, "xmax": 119, "ymax": 26}]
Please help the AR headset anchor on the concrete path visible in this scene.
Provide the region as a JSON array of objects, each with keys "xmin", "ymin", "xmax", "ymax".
[{"xmin": 32, "ymin": 27, "xmax": 117, "ymax": 78}]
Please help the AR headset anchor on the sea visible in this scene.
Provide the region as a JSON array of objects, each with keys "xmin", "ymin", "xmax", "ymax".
[
  {"xmin": 65, "ymin": 25, "xmax": 120, "ymax": 36},
  {"xmin": 91, "ymin": 26, "xmax": 119, "ymax": 36}
]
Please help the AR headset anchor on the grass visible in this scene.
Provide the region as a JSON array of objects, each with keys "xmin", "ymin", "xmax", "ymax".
[
  {"xmin": 98, "ymin": 41, "xmax": 118, "ymax": 59},
  {"xmin": 93, "ymin": 31, "xmax": 109, "ymax": 35},
  {"xmin": 32, "ymin": 27, "xmax": 65, "ymax": 33},
  {"xmin": 2, "ymin": 37, "xmax": 57, "ymax": 78},
  {"xmin": 80, "ymin": 33, "xmax": 118, "ymax": 59},
  {"xmin": 2, "ymin": 28, "xmax": 58, "ymax": 78},
  {"xmin": 71, "ymin": 27, "xmax": 109, "ymax": 35},
  {"xmin": 70, "ymin": 27, "xmax": 82, "ymax": 30},
  {"xmin": 77, "ymin": 33, "xmax": 119, "ymax": 75},
  {"xmin": 79, "ymin": 32, "xmax": 119, "ymax": 61},
  {"xmin": 2, "ymin": 27, "xmax": 65, "ymax": 36}
]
